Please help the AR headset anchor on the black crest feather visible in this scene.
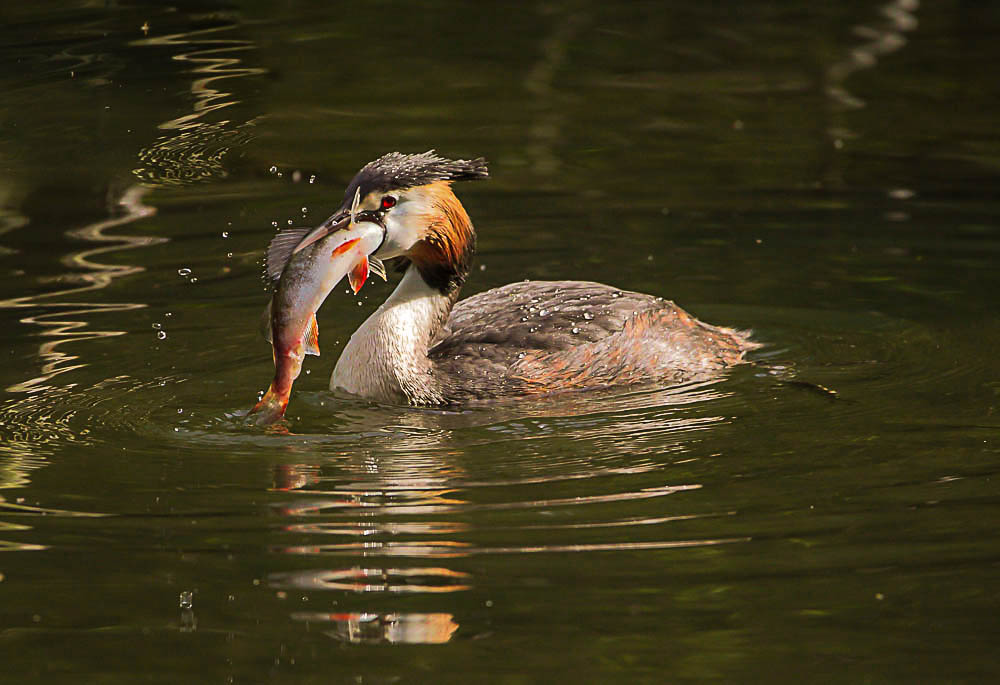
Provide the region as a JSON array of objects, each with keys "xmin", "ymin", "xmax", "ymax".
[{"xmin": 343, "ymin": 150, "xmax": 488, "ymax": 205}]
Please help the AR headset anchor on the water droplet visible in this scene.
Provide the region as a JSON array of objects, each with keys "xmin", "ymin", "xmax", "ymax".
[
  {"xmin": 271, "ymin": 220, "xmax": 278, "ymax": 228},
  {"xmin": 269, "ymin": 165, "xmax": 278, "ymax": 174},
  {"xmin": 517, "ymin": 352, "xmax": 525, "ymax": 359},
  {"xmin": 152, "ymin": 322, "xmax": 162, "ymax": 330},
  {"xmin": 479, "ymin": 264, "xmax": 486, "ymax": 271},
  {"xmin": 520, "ymin": 317, "xmax": 527, "ymax": 322},
  {"xmin": 583, "ymin": 312, "xmax": 594, "ymax": 320},
  {"xmin": 571, "ymin": 327, "xmax": 580, "ymax": 334},
  {"xmin": 301, "ymin": 207, "xmax": 308, "ymax": 214},
  {"xmin": 357, "ymin": 301, "xmax": 362, "ymax": 306},
  {"xmin": 190, "ymin": 277, "xmax": 198, "ymax": 283},
  {"xmin": 165, "ymin": 312, "xmax": 172, "ymax": 317},
  {"xmin": 305, "ymin": 369, "xmax": 311, "ymax": 375},
  {"xmin": 222, "ymin": 231, "xmax": 229, "ymax": 238},
  {"xmin": 539, "ymin": 309, "xmax": 549, "ymax": 316},
  {"xmin": 177, "ymin": 268, "xmax": 191, "ymax": 276},
  {"xmin": 177, "ymin": 408, "xmax": 183, "ymax": 414},
  {"xmin": 276, "ymin": 172, "xmax": 283, "ymax": 178},
  {"xmin": 179, "ymin": 591, "xmax": 194, "ymax": 609},
  {"xmin": 157, "ymin": 330, "xmax": 167, "ymax": 340},
  {"xmin": 287, "ymin": 219, "xmax": 293, "ymax": 225},
  {"xmin": 529, "ymin": 306, "xmax": 536, "ymax": 312},
  {"xmin": 309, "ymin": 175, "xmax": 316, "ymax": 184},
  {"xmin": 226, "ymin": 252, "xmax": 233, "ymax": 258}
]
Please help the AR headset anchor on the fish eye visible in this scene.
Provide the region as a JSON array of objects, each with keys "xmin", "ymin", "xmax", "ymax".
[{"xmin": 380, "ymin": 195, "xmax": 397, "ymax": 210}]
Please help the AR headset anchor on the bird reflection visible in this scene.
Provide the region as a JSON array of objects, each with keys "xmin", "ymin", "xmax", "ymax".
[
  {"xmin": 267, "ymin": 424, "xmax": 473, "ymax": 645},
  {"xmin": 266, "ymin": 382, "xmax": 749, "ymax": 646},
  {"xmin": 291, "ymin": 612, "xmax": 459, "ymax": 645}
]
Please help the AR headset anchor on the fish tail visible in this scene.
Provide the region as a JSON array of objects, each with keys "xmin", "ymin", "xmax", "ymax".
[{"xmin": 250, "ymin": 382, "xmax": 290, "ymax": 425}]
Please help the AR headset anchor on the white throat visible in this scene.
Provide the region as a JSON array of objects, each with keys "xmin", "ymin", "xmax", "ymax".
[{"xmin": 331, "ymin": 265, "xmax": 453, "ymax": 405}]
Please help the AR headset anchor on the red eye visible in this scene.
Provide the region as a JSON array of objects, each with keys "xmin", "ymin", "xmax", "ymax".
[{"xmin": 380, "ymin": 196, "xmax": 397, "ymax": 210}]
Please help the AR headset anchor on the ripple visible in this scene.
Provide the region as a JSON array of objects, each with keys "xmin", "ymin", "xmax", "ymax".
[
  {"xmin": 130, "ymin": 24, "xmax": 265, "ymax": 186},
  {"xmin": 277, "ymin": 537, "xmax": 745, "ymax": 559},
  {"xmin": 272, "ymin": 483, "xmax": 699, "ymax": 518},
  {"xmin": 0, "ymin": 374, "xmax": 185, "ymax": 461},
  {"xmin": 284, "ymin": 521, "xmax": 470, "ymax": 536},
  {"xmin": 269, "ymin": 567, "xmax": 471, "ymax": 593},
  {"xmin": 0, "ymin": 186, "xmax": 160, "ymax": 395}
]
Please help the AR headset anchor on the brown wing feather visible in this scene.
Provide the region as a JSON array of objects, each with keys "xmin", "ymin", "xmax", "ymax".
[{"xmin": 429, "ymin": 280, "xmax": 757, "ymax": 401}]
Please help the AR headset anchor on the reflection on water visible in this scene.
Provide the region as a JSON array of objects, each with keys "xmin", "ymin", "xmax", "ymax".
[
  {"xmin": 0, "ymin": 185, "xmax": 28, "ymax": 259},
  {"xmin": 822, "ymin": 0, "xmax": 919, "ymax": 188},
  {"xmin": 263, "ymin": 384, "xmax": 748, "ymax": 647},
  {"xmin": 0, "ymin": 186, "xmax": 161, "ymax": 485},
  {"xmin": 0, "ymin": 483, "xmax": 106, "ymax": 552},
  {"xmin": 0, "ymin": 186, "xmax": 158, "ymax": 395},
  {"xmin": 2, "ymin": 0, "xmax": 997, "ymax": 679},
  {"xmin": 291, "ymin": 612, "xmax": 460, "ymax": 645},
  {"xmin": 272, "ymin": 567, "xmax": 472, "ymax": 593},
  {"xmin": 130, "ymin": 23, "xmax": 264, "ymax": 185},
  {"xmin": 524, "ymin": 2, "xmax": 589, "ymax": 178},
  {"xmin": 0, "ymin": 10, "xmax": 264, "ymax": 468},
  {"xmin": 825, "ymin": 0, "xmax": 920, "ymax": 110}
]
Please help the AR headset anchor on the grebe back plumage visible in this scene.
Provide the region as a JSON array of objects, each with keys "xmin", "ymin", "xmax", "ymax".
[{"xmin": 251, "ymin": 151, "xmax": 758, "ymax": 421}]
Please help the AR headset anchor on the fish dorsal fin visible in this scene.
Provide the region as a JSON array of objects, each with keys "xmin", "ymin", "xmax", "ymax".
[{"xmin": 265, "ymin": 227, "xmax": 312, "ymax": 281}]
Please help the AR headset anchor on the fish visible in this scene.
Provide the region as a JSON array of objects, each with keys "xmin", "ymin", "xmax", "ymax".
[{"xmin": 250, "ymin": 196, "xmax": 386, "ymax": 425}]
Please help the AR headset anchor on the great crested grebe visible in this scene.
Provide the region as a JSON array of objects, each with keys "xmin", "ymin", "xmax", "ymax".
[{"xmin": 250, "ymin": 151, "xmax": 759, "ymax": 423}]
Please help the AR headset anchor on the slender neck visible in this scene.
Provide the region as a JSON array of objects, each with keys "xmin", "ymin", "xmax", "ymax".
[{"xmin": 331, "ymin": 264, "xmax": 457, "ymax": 404}]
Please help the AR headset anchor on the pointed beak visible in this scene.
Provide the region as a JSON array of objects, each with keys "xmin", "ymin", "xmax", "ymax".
[
  {"xmin": 302, "ymin": 216, "xmax": 385, "ymax": 298},
  {"xmin": 291, "ymin": 212, "xmax": 352, "ymax": 255}
]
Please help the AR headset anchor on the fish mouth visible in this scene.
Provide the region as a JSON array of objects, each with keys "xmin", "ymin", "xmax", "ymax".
[{"xmin": 292, "ymin": 190, "xmax": 387, "ymax": 257}]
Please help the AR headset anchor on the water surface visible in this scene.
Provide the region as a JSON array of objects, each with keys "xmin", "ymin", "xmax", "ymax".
[{"xmin": 2, "ymin": 1, "xmax": 999, "ymax": 682}]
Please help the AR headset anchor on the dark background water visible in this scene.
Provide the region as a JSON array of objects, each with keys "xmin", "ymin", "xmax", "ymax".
[{"xmin": 2, "ymin": 1, "xmax": 999, "ymax": 682}]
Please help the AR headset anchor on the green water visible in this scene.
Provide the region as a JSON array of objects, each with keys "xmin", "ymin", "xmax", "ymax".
[{"xmin": 2, "ymin": 1, "xmax": 999, "ymax": 682}]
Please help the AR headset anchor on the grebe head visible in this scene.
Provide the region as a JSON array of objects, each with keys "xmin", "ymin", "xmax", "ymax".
[{"xmin": 293, "ymin": 151, "xmax": 488, "ymax": 294}]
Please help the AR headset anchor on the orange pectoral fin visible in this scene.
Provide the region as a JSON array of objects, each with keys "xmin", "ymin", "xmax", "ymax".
[
  {"xmin": 304, "ymin": 313, "xmax": 320, "ymax": 356},
  {"xmin": 347, "ymin": 255, "xmax": 369, "ymax": 295}
]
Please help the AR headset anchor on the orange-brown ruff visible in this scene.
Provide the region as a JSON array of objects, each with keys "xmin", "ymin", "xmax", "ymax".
[
  {"xmin": 401, "ymin": 181, "xmax": 475, "ymax": 292},
  {"xmin": 260, "ymin": 150, "xmax": 760, "ymax": 411}
]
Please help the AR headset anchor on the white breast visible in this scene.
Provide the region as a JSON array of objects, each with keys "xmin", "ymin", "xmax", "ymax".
[{"xmin": 331, "ymin": 267, "xmax": 449, "ymax": 404}]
